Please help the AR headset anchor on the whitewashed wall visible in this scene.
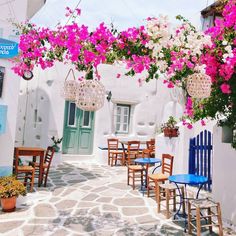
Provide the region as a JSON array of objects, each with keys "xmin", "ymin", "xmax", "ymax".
[
  {"xmin": 212, "ymin": 126, "xmax": 236, "ymax": 226},
  {"xmin": 15, "ymin": 64, "xmax": 68, "ymax": 148},
  {"xmin": 0, "ymin": 0, "xmax": 28, "ymax": 168},
  {"xmin": 0, "ymin": 60, "xmax": 20, "ymax": 166},
  {"xmin": 15, "ymin": 63, "xmax": 187, "ymax": 163}
]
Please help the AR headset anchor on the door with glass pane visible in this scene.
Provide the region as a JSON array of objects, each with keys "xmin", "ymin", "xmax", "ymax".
[{"xmin": 62, "ymin": 101, "xmax": 95, "ymax": 154}]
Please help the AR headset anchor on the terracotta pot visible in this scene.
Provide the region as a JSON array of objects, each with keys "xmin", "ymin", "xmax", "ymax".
[
  {"xmin": 1, "ymin": 196, "xmax": 17, "ymax": 212},
  {"xmin": 163, "ymin": 128, "xmax": 179, "ymax": 138}
]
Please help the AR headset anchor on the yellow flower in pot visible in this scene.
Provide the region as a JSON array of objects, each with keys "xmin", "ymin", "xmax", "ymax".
[{"xmin": 0, "ymin": 176, "xmax": 26, "ymax": 212}]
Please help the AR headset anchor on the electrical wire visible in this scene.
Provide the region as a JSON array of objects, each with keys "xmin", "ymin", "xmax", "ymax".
[
  {"xmin": 64, "ymin": 0, "xmax": 82, "ymax": 26},
  {"xmin": 0, "ymin": 0, "xmax": 14, "ymax": 7},
  {"xmin": 22, "ymin": 82, "xmax": 29, "ymax": 146}
]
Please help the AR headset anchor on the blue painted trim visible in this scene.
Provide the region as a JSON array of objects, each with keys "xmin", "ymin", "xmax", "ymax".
[
  {"xmin": 0, "ymin": 105, "xmax": 7, "ymax": 135},
  {"xmin": 0, "ymin": 166, "xmax": 12, "ymax": 177}
]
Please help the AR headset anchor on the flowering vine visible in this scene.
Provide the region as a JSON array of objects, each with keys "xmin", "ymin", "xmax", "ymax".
[{"xmin": 11, "ymin": 0, "xmax": 236, "ymax": 148}]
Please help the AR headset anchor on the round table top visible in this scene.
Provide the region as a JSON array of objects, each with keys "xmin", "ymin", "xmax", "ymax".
[
  {"xmin": 169, "ymin": 174, "xmax": 208, "ymax": 185},
  {"xmin": 134, "ymin": 158, "xmax": 161, "ymax": 164}
]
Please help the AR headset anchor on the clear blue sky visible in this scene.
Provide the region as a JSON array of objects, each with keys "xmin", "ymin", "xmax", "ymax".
[{"xmin": 33, "ymin": 0, "xmax": 214, "ymax": 30}]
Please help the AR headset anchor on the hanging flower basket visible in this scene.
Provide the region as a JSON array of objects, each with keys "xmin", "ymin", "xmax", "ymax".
[
  {"xmin": 61, "ymin": 69, "xmax": 78, "ymax": 101},
  {"xmin": 186, "ymin": 73, "xmax": 212, "ymax": 99},
  {"xmin": 75, "ymin": 69, "xmax": 105, "ymax": 111}
]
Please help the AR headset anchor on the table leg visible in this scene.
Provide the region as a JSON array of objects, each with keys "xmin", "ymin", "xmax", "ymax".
[
  {"xmin": 152, "ymin": 162, "xmax": 162, "ymax": 174},
  {"xmin": 140, "ymin": 164, "xmax": 148, "ymax": 196},
  {"xmin": 173, "ymin": 183, "xmax": 183, "ymax": 220},
  {"xmin": 38, "ymin": 153, "xmax": 44, "ymax": 187},
  {"xmin": 121, "ymin": 143, "xmax": 127, "ymax": 165},
  {"xmin": 196, "ymin": 183, "xmax": 204, "ymax": 199}
]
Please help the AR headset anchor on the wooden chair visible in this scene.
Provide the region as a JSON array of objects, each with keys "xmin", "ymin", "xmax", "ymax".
[
  {"xmin": 107, "ymin": 138, "xmax": 124, "ymax": 166},
  {"xmin": 157, "ymin": 183, "xmax": 185, "ymax": 218},
  {"xmin": 147, "ymin": 154, "xmax": 174, "ymax": 200},
  {"xmin": 14, "ymin": 149, "xmax": 35, "ymax": 192},
  {"xmin": 126, "ymin": 141, "xmax": 142, "ymax": 165},
  {"xmin": 188, "ymin": 198, "xmax": 223, "ymax": 236},
  {"xmin": 31, "ymin": 146, "xmax": 55, "ymax": 187},
  {"xmin": 142, "ymin": 139, "xmax": 155, "ymax": 158},
  {"xmin": 127, "ymin": 141, "xmax": 144, "ymax": 189}
]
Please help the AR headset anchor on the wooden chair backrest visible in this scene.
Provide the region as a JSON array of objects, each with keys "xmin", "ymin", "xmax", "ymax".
[
  {"xmin": 44, "ymin": 146, "xmax": 55, "ymax": 166},
  {"xmin": 146, "ymin": 139, "xmax": 155, "ymax": 151},
  {"xmin": 127, "ymin": 141, "xmax": 140, "ymax": 156},
  {"xmin": 107, "ymin": 138, "xmax": 119, "ymax": 152},
  {"xmin": 126, "ymin": 141, "xmax": 140, "ymax": 164},
  {"xmin": 161, "ymin": 154, "xmax": 174, "ymax": 176},
  {"xmin": 127, "ymin": 141, "xmax": 140, "ymax": 151}
]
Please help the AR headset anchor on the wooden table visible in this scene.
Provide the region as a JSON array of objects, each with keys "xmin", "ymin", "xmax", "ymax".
[
  {"xmin": 14, "ymin": 147, "xmax": 45, "ymax": 187},
  {"xmin": 119, "ymin": 140, "xmax": 147, "ymax": 151}
]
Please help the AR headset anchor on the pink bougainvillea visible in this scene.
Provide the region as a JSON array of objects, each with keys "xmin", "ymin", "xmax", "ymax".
[{"xmin": 11, "ymin": 0, "xmax": 236, "ymax": 145}]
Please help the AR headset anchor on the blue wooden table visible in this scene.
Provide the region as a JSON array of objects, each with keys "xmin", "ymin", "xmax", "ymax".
[
  {"xmin": 169, "ymin": 174, "xmax": 208, "ymax": 228},
  {"xmin": 134, "ymin": 158, "xmax": 162, "ymax": 192}
]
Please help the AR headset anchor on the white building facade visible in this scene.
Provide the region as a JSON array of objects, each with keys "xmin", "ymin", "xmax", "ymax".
[{"xmin": 0, "ymin": 0, "xmax": 45, "ymax": 172}]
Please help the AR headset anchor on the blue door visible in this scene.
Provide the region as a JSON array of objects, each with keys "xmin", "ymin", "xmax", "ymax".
[{"xmin": 188, "ymin": 130, "xmax": 213, "ymax": 191}]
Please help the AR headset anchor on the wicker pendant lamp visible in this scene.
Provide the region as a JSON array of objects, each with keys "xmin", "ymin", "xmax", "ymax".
[
  {"xmin": 61, "ymin": 69, "xmax": 78, "ymax": 101},
  {"xmin": 75, "ymin": 68, "xmax": 105, "ymax": 111},
  {"xmin": 186, "ymin": 72, "xmax": 212, "ymax": 99}
]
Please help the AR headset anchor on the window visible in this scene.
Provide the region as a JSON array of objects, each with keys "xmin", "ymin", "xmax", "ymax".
[
  {"xmin": 67, "ymin": 102, "xmax": 76, "ymax": 126},
  {"xmin": 82, "ymin": 111, "xmax": 91, "ymax": 127},
  {"xmin": 0, "ymin": 67, "xmax": 5, "ymax": 98},
  {"xmin": 115, "ymin": 104, "xmax": 130, "ymax": 133}
]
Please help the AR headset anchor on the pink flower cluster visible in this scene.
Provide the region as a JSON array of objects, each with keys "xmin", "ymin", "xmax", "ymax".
[{"xmin": 203, "ymin": 0, "xmax": 236, "ymax": 95}]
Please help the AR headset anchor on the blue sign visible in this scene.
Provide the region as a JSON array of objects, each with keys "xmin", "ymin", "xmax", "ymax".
[{"xmin": 0, "ymin": 38, "xmax": 18, "ymax": 58}]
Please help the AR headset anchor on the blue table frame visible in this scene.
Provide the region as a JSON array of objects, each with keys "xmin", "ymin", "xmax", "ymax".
[
  {"xmin": 169, "ymin": 174, "xmax": 208, "ymax": 229},
  {"xmin": 134, "ymin": 157, "xmax": 162, "ymax": 191}
]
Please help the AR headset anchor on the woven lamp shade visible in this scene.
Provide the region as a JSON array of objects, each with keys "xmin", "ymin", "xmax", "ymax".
[
  {"xmin": 61, "ymin": 69, "xmax": 78, "ymax": 101},
  {"xmin": 186, "ymin": 73, "xmax": 212, "ymax": 99},
  {"xmin": 61, "ymin": 80, "xmax": 78, "ymax": 101},
  {"xmin": 75, "ymin": 79, "xmax": 105, "ymax": 111}
]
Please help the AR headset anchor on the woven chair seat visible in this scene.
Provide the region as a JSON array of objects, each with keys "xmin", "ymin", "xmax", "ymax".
[
  {"xmin": 189, "ymin": 198, "xmax": 218, "ymax": 209},
  {"xmin": 159, "ymin": 183, "xmax": 178, "ymax": 190},
  {"xmin": 17, "ymin": 166, "xmax": 34, "ymax": 171},
  {"xmin": 148, "ymin": 173, "xmax": 168, "ymax": 181},
  {"xmin": 128, "ymin": 165, "xmax": 143, "ymax": 170},
  {"xmin": 32, "ymin": 162, "xmax": 48, "ymax": 169},
  {"xmin": 110, "ymin": 150, "xmax": 123, "ymax": 155}
]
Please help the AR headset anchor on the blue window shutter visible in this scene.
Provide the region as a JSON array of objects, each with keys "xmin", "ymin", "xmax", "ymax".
[{"xmin": 0, "ymin": 105, "xmax": 7, "ymax": 135}]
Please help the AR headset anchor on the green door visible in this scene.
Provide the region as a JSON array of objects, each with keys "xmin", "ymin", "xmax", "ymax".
[{"xmin": 62, "ymin": 101, "xmax": 95, "ymax": 154}]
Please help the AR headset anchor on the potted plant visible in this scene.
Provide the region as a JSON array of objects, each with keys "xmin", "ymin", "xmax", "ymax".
[
  {"xmin": 161, "ymin": 116, "xmax": 179, "ymax": 138},
  {"xmin": 51, "ymin": 136, "xmax": 63, "ymax": 152},
  {"xmin": 0, "ymin": 176, "xmax": 26, "ymax": 212}
]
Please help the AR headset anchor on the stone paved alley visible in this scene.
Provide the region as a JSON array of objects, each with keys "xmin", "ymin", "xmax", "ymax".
[{"xmin": 0, "ymin": 162, "xmax": 235, "ymax": 236}]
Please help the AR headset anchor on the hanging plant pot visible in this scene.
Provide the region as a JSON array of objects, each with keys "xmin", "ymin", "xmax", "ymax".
[
  {"xmin": 75, "ymin": 79, "xmax": 105, "ymax": 111},
  {"xmin": 186, "ymin": 73, "xmax": 212, "ymax": 99},
  {"xmin": 61, "ymin": 69, "xmax": 78, "ymax": 101}
]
